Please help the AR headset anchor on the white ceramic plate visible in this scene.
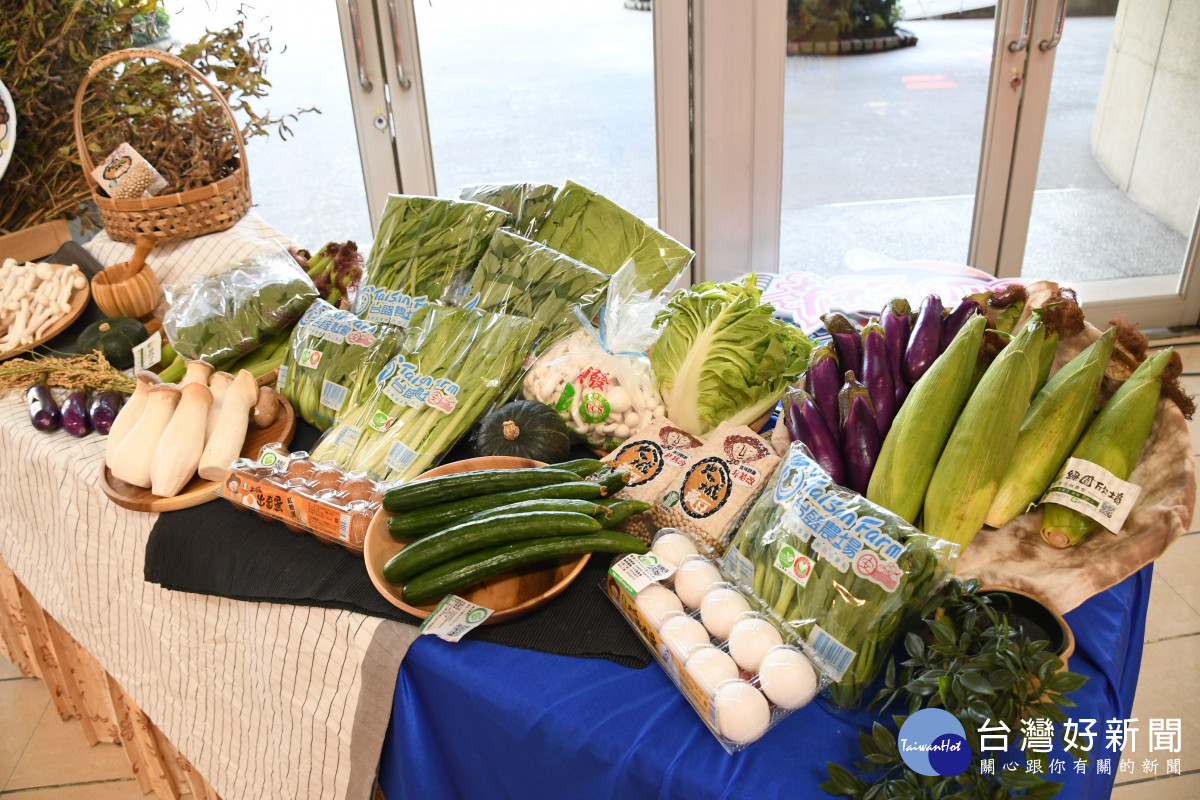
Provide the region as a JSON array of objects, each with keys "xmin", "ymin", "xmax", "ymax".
[{"xmin": 0, "ymin": 78, "xmax": 14, "ymax": 181}]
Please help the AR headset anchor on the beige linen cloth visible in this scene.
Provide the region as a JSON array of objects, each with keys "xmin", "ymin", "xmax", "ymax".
[{"xmin": 955, "ymin": 318, "xmax": 1196, "ymax": 614}]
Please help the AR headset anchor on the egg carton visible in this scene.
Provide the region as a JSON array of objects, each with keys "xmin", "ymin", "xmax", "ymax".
[
  {"xmin": 603, "ymin": 528, "xmax": 833, "ymax": 753},
  {"xmin": 218, "ymin": 445, "xmax": 384, "ymax": 553}
]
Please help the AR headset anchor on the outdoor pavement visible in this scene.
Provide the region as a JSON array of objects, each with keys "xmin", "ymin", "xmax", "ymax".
[{"xmin": 164, "ymin": 3, "xmax": 1188, "ymax": 284}]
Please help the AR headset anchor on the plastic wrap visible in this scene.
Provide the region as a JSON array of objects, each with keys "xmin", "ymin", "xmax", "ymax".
[
  {"xmin": 457, "ymin": 229, "xmax": 609, "ymax": 349},
  {"xmin": 277, "ymin": 299, "xmax": 388, "ymax": 430},
  {"xmin": 163, "ymin": 250, "xmax": 318, "ymax": 370},
  {"xmin": 522, "ymin": 267, "xmax": 665, "ymax": 451},
  {"xmin": 456, "ymin": 182, "xmax": 557, "ymax": 238},
  {"xmin": 354, "ymin": 195, "xmax": 511, "ymax": 327},
  {"xmin": 310, "ymin": 305, "xmax": 543, "ymax": 482},
  {"xmin": 723, "ymin": 442, "xmax": 959, "ymax": 708},
  {"xmin": 605, "ymin": 527, "xmax": 830, "ymax": 752},
  {"xmin": 534, "ymin": 180, "xmax": 693, "ymax": 295}
]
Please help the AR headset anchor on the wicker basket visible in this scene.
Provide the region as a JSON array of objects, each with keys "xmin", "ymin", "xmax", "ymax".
[{"xmin": 72, "ymin": 48, "xmax": 252, "ymax": 244}]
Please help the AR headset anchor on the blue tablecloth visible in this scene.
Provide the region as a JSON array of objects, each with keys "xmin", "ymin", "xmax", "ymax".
[{"xmin": 380, "ymin": 564, "xmax": 1151, "ymax": 799}]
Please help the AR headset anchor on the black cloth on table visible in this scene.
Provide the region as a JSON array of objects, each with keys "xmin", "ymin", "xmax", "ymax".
[{"xmin": 143, "ymin": 421, "xmax": 651, "ymax": 669}]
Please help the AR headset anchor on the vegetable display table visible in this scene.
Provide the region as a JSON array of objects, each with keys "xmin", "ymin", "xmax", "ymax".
[{"xmin": 379, "ymin": 565, "xmax": 1150, "ymax": 799}]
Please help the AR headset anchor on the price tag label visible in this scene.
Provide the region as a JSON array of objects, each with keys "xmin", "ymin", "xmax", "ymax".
[
  {"xmin": 609, "ymin": 553, "xmax": 675, "ymax": 596},
  {"xmin": 419, "ymin": 595, "xmax": 493, "ymax": 642},
  {"xmin": 1041, "ymin": 457, "xmax": 1141, "ymax": 534},
  {"xmin": 131, "ymin": 330, "xmax": 163, "ymax": 373}
]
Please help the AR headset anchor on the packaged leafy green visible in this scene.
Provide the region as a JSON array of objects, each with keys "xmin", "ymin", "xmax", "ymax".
[
  {"xmin": 534, "ymin": 180, "xmax": 693, "ymax": 295},
  {"xmin": 724, "ymin": 443, "xmax": 959, "ymax": 708},
  {"xmin": 456, "ymin": 182, "xmax": 557, "ymax": 238},
  {"xmin": 311, "ymin": 305, "xmax": 543, "ymax": 482},
  {"xmin": 164, "ymin": 250, "xmax": 318, "ymax": 370},
  {"xmin": 459, "ymin": 229, "xmax": 609, "ymax": 349},
  {"xmin": 354, "ymin": 195, "xmax": 511, "ymax": 327},
  {"xmin": 277, "ymin": 299, "xmax": 389, "ymax": 430}
]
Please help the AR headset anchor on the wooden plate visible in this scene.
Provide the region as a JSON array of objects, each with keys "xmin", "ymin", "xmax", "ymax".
[
  {"xmin": 363, "ymin": 456, "xmax": 590, "ymax": 624},
  {"xmin": 0, "ymin": 282, "xmax": 91, "ymax": 362},
  {"xmin": 101, "ymin": 397, "xmax": 296, "ymax": 513}
]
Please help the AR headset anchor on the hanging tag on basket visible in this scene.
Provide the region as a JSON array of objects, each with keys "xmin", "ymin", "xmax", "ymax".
[
  {"xmin": 91, "ymin": 142, "xmax": 167, "ymax": 199},
  {"xmin": 419, "ymin": 595, "xmax": 494, "ymax": 642}
]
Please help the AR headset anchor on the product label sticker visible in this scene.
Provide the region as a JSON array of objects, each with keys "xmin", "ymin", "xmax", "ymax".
[
  {"xmin": 357, "ymin": 285, "xmax": 428, "ymax": 327},
  {"xmin": 424, "ymin": 378, "xmax": 460, "ymax": 415},
  {"xmin": 773, "ymin": 544, "xmax": 815, "ymax": 588},
  {"xmin": 1041, "ymin": 457, "xmax": 1142, "ymax": 534},
  {"xmin": 721, "ymin": 546, "xmax": 755, "ymax": 589},
  {"xmin": 346, "ymin": 327, "xmax": 376, "ymax": 348},
  {"xmin": 578, "ymin": 391, "xmax": 610, "ymax": 424},
  {"xmin": 419, "ymin": 595, "xmax": 493, "ymax": 642},
  {"xmin": 808, "ymin": 624, "xmax": 857, "ymax": 682},
  {"xmin": 609, "ymin": 440, "xmax": 665, "ymax": 487},
  {"xmin": 320, "ymin": 380, "xmax": 350, "ymax": 412},
  {"xmin": 276, "ymin": 364, "xmax": 289, "ymax": 388},
  {"xmin": 257, "ymin": 448, "xmax": 289, "ymax": 470},
  {"xmin": 554, "ymin": 383, "xmax": 576, "ymax": 412},
  {"xmin": 338, "ymin": 513, "xmax": 352, "ymax": 543},
  {"xmin": 852, "ymin": 551, "xmax": 902, "ymax": 592},
  {"xmin": 609, "ymin": 553, "xmax": 676, "ymax": 595},
  {"xmin": 385, "ymin": 441, "xmax": 419, "ymax": 472},
  {"xmin": 131, "ymin": 330, "xmax": 163, "ymax": 373},
  {"xmin": 299, "ymin": 347, "xmax": 323, "ymax": 369},
  {"xmin": 679, "ymin": 457, "xmax": 732, "ymax": 519},
  {"xmin": 368, "ymin": 410, "xmax": 397, "ymax": 433}
]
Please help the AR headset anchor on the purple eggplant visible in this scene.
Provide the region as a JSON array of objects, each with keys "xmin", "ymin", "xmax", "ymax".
[
  {"xmin": 821, "ymin": 313, "xmax": 861, "ymax": 377},
  {"xmin": 61, "ymin": 391, "xmax": 91, "ymax": 437},
  {"xmin": 940, "ymin": 298, "xmax": 983, "ymax": 353},
  {"xmin": 903, "ymin": 294, "xmax": 944, "ymax": 385},
  {"xmin": 88, "ymin": 391, "xmax": 124, "ymax": 435},
  {"xmin": 860, "ymin": 322, "xmax": 895, "ymax": 438},
  {"xmin": 786, "ymin": 393, "xmax": 847, "ymax": 486},
  {"xmin": 805, "ymin": 345, "xmax": 843, "ymax": 446},
  {"xmin": 841, "ymin": 392, "xmax": 881, "ymax": 496},
  {"xmin": 881, "ymin": 298, "xmax": 911, "ymax": 408},
  {"xmin": 25, "ymin": 383, "xmax": 60, "ymax": 432}
]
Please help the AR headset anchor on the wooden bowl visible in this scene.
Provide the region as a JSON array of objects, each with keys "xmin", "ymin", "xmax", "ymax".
[
  {"xmin": 363, "ymin": 456, "xmax": 590, "ymax": 624},
  {"xmin": 91, "ymin": 261, "xmax": 161, "ymax": 320}
]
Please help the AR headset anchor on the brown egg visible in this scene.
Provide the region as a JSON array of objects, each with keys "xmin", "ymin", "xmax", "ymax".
[
  {"xmin": 347, "ymin": 510, "xmax": 372, "ymax": 550},
  {"xmin": 340, "ymin": 475, "xmax": 375, "ymax": 504},
  {"xmin": 309, "ymin": 466, "xmax": 344, "ymax": 494},
  {"xmin": 285, "ymin": 457, "xmax": 316, "ymax": 487}
]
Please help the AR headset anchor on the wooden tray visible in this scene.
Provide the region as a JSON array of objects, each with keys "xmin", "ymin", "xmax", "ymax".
[
  {"xmin": 101, "ymin": 396, "xmax": 296, "ymax": 512},
  {"xmin": 363, "ymin": 456, "xmax": 590, "ymax": 625},
  {"xmin": 0, "ymin": 282, "xmax": 91, "ymax": 362}
]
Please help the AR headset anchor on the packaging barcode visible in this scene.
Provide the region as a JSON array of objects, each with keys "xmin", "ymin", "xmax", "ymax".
[
  {"xmin": 338, "ymin": 514, "xmax": 351, "ymax": 542},
  {"xmin": 809, "ymin": 626, "xmax": 856, "ymax": 681},
  {"xmin": 277, "ymin": 365, "xmax": 288, "ymax": 388},
  {"xmin": 385, "ymin": 442, "xmax": 418, "ymax": 471},
  {"xmin": 320, "ymin": 380, "xmax": 350, "ymax": 412},
  {"xmin": 1100, "ymin": 502, "xmax": 1116, "ymax": 519}
]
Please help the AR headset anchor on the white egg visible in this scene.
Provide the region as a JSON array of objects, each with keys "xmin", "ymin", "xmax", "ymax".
[
  {"xmin": 651, "ymin": 532, "xmax": 699, "ymax": 569},
  {"xmin": 685, "ymin": 645, "xmax": 740, "ymax": 697},
  {"xmin": 673, "ymin": 559, "xmax": 723, "ymax": 609},
  {"xmin": 659, "ymin": 614, "xmax": 711, "ymax": 663},
  {"xmin": 700, "ymin": 587, "xmax": 752, "ymax": 641},
  {"xmin": 727, "ymin": 617, "xmax": 784, "ymax": 674},
  {"xmin": 634, "ymin": 584, "xmax": 684, "ymax": 630},
  {"xmin": 758, "ymin": 647, "xmax": 820, "ymax": 710},
  {"xmin": 714, "ymin": 680, "xmax": 771, "ymax": 745}
]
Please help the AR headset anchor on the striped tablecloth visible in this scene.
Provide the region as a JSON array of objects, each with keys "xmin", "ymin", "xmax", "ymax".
[{"xmin": 0, "ymin": 217, "xmax": 420, "ymax": 800}]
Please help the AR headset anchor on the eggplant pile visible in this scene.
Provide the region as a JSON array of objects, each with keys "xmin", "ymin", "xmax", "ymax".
[
  {"xmin": 785, "ymin": 295, "xmax": 983, "ymax": 495},
  {"xmin": 23, "ymin": 382, "xmax": 124, "ymax": 437}
]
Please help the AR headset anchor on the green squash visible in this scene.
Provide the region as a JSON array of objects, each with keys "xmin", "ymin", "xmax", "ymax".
[
  {"xmin": 77, "ymin": 317, "xmax": 149, "ymax": 370},
  {"xmin": 475, "ymin": 400, "xmax": 572, "ymax": 463}
]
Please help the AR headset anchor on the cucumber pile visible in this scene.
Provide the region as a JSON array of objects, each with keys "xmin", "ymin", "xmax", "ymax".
[{"xmin": 382, "ymin": 459, "xmax": 650, "ymax": 605}]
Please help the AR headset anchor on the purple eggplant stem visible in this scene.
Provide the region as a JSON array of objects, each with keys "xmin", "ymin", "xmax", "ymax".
[
  {"xmin": 787, "ymin": 395, "xmax": 847, "ymax": 487},
  {"xmin": 903, "ymin": 294, "xmax": 944, "ymax": 385},
  {"xmin": 860, "ymin": 322, "xmax": 895, "ymax": 438},
  {"xmin": 821, "ymin": 313, "xmax": 862, "ymax": 377}
]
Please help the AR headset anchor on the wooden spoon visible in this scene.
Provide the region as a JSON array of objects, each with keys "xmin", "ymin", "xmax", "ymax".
[{"xmin": 124, "ymin": 235, "xmax": 156, "ymax": 281}]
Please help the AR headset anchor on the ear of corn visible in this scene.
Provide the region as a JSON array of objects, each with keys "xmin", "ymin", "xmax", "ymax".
[
  {"xmin": 1040, "ymin": 347, "xmax": 1172, "ymax": 548},
  {"xmin": 922, "ymin": 315, "xmax": 1044, "ymax": 547},
  {"xmin": 1033, "ymin": 331, "xmax": 1059, "ymax": 395},
  {"xmin": 986, "ymin": 328, "xmax": 1116, "ymax": 528},
  {"xmin": 866, "ymin": 315, "xmax": 985, "ymax": 523}
]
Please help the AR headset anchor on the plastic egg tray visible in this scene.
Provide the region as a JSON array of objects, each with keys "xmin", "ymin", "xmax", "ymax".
[{"xmin": 604, "ymin": 528, "xmax": 832, "ymax": 753}]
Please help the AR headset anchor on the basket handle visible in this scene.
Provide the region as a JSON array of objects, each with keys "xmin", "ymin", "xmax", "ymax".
[{"xmin": 72, "ymin": 47, "xmax": 251, "ymax": 193}]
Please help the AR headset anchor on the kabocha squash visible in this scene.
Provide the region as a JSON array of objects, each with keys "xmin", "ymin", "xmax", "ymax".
[
  {"xmin": 475, "ymin": 400, "xmax": 572, "ymax": 462},
  {"xmin": 77, "ymin": 317, "xmax": 149, "ymax": 370}
]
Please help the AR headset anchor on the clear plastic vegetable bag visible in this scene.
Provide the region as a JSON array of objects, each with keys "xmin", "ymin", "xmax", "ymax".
[{"xmin": 455, "ymin": 182, "xmax": 557, "ymax": 239}]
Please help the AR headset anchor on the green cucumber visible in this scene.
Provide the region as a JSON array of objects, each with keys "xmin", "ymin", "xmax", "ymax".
[
  {"xmin": 384, "ymin": 511, "xmax": 602, "ymax": 583},
  {"xmin": 401, "ymin": 531, "xmax": 649, "ymax": 605},
  {"xmin": 387, "ymin": 481, "xmax": 608, "ymax": 539},
  {"xmin": 595, "ymin": 469, "xmax": 630, "ymax": 498},
  {"xmin": 454, "ymin": 499, "xmax": 610, "ymax": 529},
  {"xmin": 550, "ymin": 458, "xmax": 605, "ymax": 478},
  {"xmin": 382, "ymin": 467, "xmax": 581, "ymax": 512},
  {"xmin": 597, "ymin": 498, "xmax": 652, "ymax": 527}
]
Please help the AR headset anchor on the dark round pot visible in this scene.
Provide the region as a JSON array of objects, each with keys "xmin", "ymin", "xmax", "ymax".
[{"xmin": 979, "ymin": 586, "xmax": 1075, "ymax": 669}]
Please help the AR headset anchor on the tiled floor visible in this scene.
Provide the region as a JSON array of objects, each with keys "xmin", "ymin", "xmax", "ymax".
[{"xmin": 1, "ymin": 341, "xmax": 1198, "ymax": 798}]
